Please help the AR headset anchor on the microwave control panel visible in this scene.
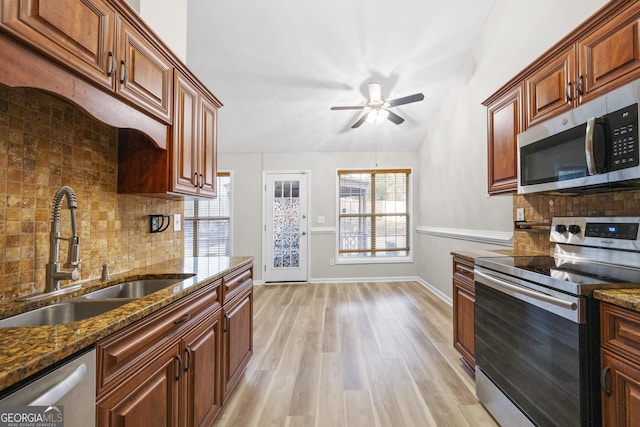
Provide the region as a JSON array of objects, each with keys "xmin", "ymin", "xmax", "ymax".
[{"xmin": 608, "ymin": 103, "xmax": 638, "ymax": 170}]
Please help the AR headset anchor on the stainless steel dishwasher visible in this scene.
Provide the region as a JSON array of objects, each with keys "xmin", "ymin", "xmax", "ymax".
[{"xmin": 0, "ymin": 348, "xmax": 95, "ymax": 427}]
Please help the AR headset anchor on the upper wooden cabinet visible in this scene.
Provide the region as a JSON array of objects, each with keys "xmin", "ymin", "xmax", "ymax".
[
  {"xmin": 526, "ymin": 47, "xmax": 576, "ymax": 127},
  {"xmin": 578, "ymin": 3, "xmax": 640, "ymax": 104},
  {"xmin": 486, "ymin": 83, "xmax": 523, "ymax": 194},
  {"xmin": 485, "ymin": 0, "xmax": 640, "ymax": 195},
  {"xmin": 173, "ymin": 72, "xmax": 218, "ymax": 198},
  {"xmin": 0, "ymin": 0, "xmax": 173, "ymax": 124}
]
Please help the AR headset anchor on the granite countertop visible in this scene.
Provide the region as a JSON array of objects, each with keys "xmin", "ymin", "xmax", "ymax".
[
  {"xmin": 0, "ymin": 256, "xmax": 253, "ymax": 392},
  {"xmin": 451, "ymin": 249, "xmax": 518, "ymax": 262},
  {"xmin": 594, "ymin": 289, "xmax": 640, "ymax": 313}
]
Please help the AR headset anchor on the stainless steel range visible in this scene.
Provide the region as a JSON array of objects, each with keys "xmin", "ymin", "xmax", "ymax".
[{"xmin": 474, "ymin": 216, "xmax": 640, "ymax": 427}]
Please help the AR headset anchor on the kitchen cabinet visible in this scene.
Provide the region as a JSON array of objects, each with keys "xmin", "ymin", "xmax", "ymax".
[
  {"xmin": 221, "ymin": 265, "xmax": 254, "ymax": 402},
  {"xmin": 96, "ymin": 278, "xmax": 223, "ymax": 427},
  {"xmin": 0, "ymin": 0, "xmax": 173, "ymax": 124},
  {"xmin": 452, "ymin": 256, "xmax": 475, "ymax": 374},
  {"xmin": 485, "ymin": 83, "xmax": 523, "ymax": 194},
  {"xmin": 600, "ymin": 302, "xmax": 640, "ymax": 426},
  {"xmin": 525, "ymin": 47, "xmax": 575, "ymax": 127},
  {"xmin": 484, "ymin": 1, "xmax": 640, "ymax": 194},
  {"xmin": 172, "ymin": 72, "xmax": 218, "ymax": 197}
]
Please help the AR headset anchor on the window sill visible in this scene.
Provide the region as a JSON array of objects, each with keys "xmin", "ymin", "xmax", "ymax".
[{"xmin": 336, "ymin": 255, "xmax": 413, "ymax": 265}]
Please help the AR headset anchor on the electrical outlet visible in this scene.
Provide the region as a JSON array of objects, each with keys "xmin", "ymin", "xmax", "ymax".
[
  {"xmin": 516, "ymin": 208, "xmax": 525, "ymax": 222},
  {"xmin": 329, "ymin": 258, "xmax": 334, "ymax": 266},
  {"xmin": 174, "ymin": 214, "xmax": 182, "ymax": 232}
]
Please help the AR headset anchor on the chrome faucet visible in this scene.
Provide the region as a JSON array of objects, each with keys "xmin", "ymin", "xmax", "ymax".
[{"xmin": 45, "ymin": 186, "xmax": 81, "ymax": 293}]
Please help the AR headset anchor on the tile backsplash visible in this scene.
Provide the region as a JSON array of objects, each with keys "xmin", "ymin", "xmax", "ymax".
[
  {"xmin": 513, "ymin": 191, "xmax": 640, "ymax": 254},
  {"xmin": 0, "ymin": 85, "xmax": 183, "ymax": 300}
]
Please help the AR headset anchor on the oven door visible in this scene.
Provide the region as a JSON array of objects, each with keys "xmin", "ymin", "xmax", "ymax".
[{"xmin": 474, "ymin": 267, "xmax": 597, "ymax": 427}]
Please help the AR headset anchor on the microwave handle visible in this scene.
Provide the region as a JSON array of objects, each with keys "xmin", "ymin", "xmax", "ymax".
[{"xmin": 585, "ymin": 117, "xmax": 597, "ymax": 175}]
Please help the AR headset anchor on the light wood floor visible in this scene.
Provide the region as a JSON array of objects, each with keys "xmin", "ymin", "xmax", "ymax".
[{"xmin": 213, "ymin": 281, "xmax": 498, "ymax": 427}]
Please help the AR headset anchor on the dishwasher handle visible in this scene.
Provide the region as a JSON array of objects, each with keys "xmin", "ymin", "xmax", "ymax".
[{"xmin": 28, "ymin": 363, "xmax": 87, "ymax": 406}]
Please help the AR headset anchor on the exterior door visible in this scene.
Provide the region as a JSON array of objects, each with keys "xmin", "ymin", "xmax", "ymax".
[{"xmin": 264, "ymin": 172, "xmax": 308, "ymax": 282}]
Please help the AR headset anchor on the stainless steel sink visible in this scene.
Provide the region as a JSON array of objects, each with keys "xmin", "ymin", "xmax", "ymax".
[
  {"xmin": 0, "ymin": 299, "xmax": 132, "ymax": 327},
  {"xmin": 79, "ymin": 277, "xmax": 190, "ymax": 300}
]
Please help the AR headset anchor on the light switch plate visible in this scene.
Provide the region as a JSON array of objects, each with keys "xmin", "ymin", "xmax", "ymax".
[
  {"xmin": 516, "ymin": 208, "xmax": 525, "ymax": 221},
  {"xmin": 174, "ymin": 214, "xmax": 182, "ymax": 231}
]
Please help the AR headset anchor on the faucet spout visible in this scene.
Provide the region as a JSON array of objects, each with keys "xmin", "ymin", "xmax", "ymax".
[{"xmin": 45, "ymin": 186, "xmax": 81, "ymax": 293}]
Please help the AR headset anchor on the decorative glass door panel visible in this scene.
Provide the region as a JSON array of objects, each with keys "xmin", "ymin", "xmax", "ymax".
[{"xmin": 264, "ymin": 173, "xmax": 308, "ymax": 282}]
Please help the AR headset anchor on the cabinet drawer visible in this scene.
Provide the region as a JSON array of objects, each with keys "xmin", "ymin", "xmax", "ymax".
[
  {"xmin": 97, "ymin": 279, "xmax": 221, "ymax": 395},
  {"xmin": 222, "ymin": 264, "xmax": 252, "ymax": 304},
  {"xmin": 601, "ymin": 302, "xmax": 640, "ymax": 367},
  {"xmin": 452, "ymin": 257, "xmax": 475, "ymax": 285}
]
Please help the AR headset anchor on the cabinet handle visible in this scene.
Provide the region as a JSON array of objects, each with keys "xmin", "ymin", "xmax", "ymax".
[
  {"xmin": 577, "ymin": 75, "xmax": 584, "ymax": 97},
  {"xmin": 184, "ymin": 347, "xmax": 192, "ymax": 372},
  {"xmin": 565, "ymin": 81, "xmax": 573, "ymax": 103},
  {"xmin": 194, "ymin": 172, "xmax": 199, "ymax": 188},
  {"xmin": 224, "ymin": 314, "xmax": 230, "ymax": 332},
  {"xmin": 175, "ymin": 355, "xmax": 183, "ymax": 381},
  {"xmin": 199, "ymin": 174, "xmax": 204, "ymax": 189},
  {"xmin": 601, "ymin": 366, "xmax": 611, "ymax": 396},
  {"xmin": 119, "ymin": 60, "xmax": 128, "ymax": 84},
  {"xmin": 174, "ymin": 314, "xmax": 191, "ymax": 325},
  {"xmin": 106, "ymin": 52, "xmax": 115, "ymax": 77}
]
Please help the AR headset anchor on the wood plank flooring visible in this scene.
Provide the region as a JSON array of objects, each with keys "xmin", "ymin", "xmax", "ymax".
[{"xmin": 213, "ymin": 281, "xmax": 498, "ymax": 427}]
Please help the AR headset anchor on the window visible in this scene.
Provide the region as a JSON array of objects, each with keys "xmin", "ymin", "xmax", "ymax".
[
  {"xmin": 184, "ymin": 173, "xmax": 231, "ymax": 257},
  {"xmin": 337, "ymin": 169, "xmax": 412, "ymax": 262}
]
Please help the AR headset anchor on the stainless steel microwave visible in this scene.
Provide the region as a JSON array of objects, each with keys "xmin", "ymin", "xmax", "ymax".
[{"xmin": 517, "ymin": 81, "xmax": 640, "ymax": 194}]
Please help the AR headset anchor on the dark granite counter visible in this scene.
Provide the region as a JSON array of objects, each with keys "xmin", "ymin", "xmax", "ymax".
[
  {"xmin": 594, "ymin": 289, "xmax": 640, "ymax": 313},
  {"xmin": 0, "ymin": 256, "xmax": 253, "ymax": 392}
]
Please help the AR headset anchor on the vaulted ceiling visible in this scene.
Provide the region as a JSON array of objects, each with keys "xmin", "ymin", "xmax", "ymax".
[{"xmin": 186, "ymin": 0, "xmax": 496, "ymax": 153}]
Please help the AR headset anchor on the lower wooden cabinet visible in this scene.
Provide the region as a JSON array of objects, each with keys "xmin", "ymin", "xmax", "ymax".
[
  {"xmin": 96, "ymin": 342, "xmax": 181, "ymax": 427},
  {"xmin": 222, "ymin": 286, "xmax": 253, "ymax": 402},
  {"xmin": 96, "ymin": 263, "xmax": 254, "ymax": 426},
  {"xmin": 600, "ymin": 302, "xmax": 640, "ymax": 426},
  {"xmin": 452, "ymin": 256, "xmax": 475, "ymax": 373}
]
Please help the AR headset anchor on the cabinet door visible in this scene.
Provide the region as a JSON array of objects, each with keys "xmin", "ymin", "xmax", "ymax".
[
  {"xmin": 116, "ymin": 17, "xmax": 172, "ymax": 123},
  {"xmin": 601, "ymin": 349, "xmax": 640, "ymax": 427},
  {"xmin": 97, "ymin": 343, "xmax": 181, "ymax": 427},
  {"xmin": 173, "ymin": 73, "xmax": 200, "ymax": 196},
  {"xmin": 526, "ymin": 47, "xmax": 576, "ymax": 127},
  {"xmin": 0, "ymin": 0, "xmax": 115, "ymax": 89},
  {"xmin": 453, "ymin": 277, "xmax": 475, "ymax": 372},
  {"xmin": 222, "ymin": 289, "xmax": 253, "ymax": 401},
  {"xmin": 578, "ymin": 3, "xmax": 640, "ymax": 104},
  {"xmin": 198, "ymin": 95, "xmax": 218, "ymax": 198},
  {"xmin": 486, "ymin": 83, "xmax": 523, "ymax": 194},
  {"xmin": 182, "ymin": 310, "xmax": 221, "ymax": 427}
]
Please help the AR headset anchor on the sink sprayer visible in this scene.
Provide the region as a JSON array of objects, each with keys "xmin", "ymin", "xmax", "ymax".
[{"xmin": 45, "ymin": 186, "xmax": 81, "ymax": 293}]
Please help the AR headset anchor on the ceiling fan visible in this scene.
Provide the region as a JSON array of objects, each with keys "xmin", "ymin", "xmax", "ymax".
[{"xmin": 330, "ymin": 82, "xmax": 424, "ymax": 128}]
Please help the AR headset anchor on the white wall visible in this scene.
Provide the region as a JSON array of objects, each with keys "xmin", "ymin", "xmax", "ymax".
[
  {"xmin": 416, "ymin": 0, "xmax": 608, "ymax": 299},
  {"xmin": 220, "ymin": 151, "xmax": 419, "ymax": 283},
  {"xmin": 137, "ymin": 0, "xmax": 188, "ymax": 62}
]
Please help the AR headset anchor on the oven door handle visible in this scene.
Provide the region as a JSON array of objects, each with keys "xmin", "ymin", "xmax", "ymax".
[{"xmin": 475, "ymin": 270, "xmax": 578, "ymax": 311}]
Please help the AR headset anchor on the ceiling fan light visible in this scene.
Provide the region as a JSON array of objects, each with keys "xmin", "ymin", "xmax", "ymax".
[{"xmin": 366, "ymin": 109, "xmax": 388, "ymax": 124}]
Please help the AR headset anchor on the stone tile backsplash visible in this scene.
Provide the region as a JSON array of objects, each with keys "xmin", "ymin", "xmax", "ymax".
[
  {"xmin": 513, "ymin": 191, "xmax": 640, "ymax": 254},
  {"xmin": 0, "ymin": 86, "xmax": 183, "ymax": 300}
]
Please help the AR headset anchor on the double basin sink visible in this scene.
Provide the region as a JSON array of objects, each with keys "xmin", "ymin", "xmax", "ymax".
[{"xmin": 0, "ymin": 277, "xmax": 194, "ymax": 328}]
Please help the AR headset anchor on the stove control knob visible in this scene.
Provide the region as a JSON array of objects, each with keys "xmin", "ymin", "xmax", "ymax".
[
  {"xmin": 555, "ymin": 224, "xmax": 567, "ymax": 234},
  {"xmin": 568, "ymin": 224, "xmax": 581, "ymax": 235}
]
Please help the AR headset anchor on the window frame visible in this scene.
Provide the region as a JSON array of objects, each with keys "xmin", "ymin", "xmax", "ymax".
[
  {"xmin": 335, "ymin": 168, "xmax": 413, "ymax": 265},
  {"xmin": 183, "ymin": 171, "xmax": 232, "ymax": 257}
]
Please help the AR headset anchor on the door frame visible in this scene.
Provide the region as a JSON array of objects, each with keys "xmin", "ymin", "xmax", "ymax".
[{"xmin": 262, "ymin": 170, "xmax": 311, "ymax": 283}]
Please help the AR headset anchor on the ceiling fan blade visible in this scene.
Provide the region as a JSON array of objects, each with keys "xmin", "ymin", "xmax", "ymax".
[
  {"xmin": 330, "ymin": 106, "xmax": 364, "ymax": 110},
  {"xmin": 386, "ymin": 110, "xmax": 404, "ymax": 125},
  {"xmin": 351, "ymin": 112, "xmax": 370, "ymax": 128},
  {"xmin": 386, "ymin": 93, "xmax": 424, "ymax": 107}
]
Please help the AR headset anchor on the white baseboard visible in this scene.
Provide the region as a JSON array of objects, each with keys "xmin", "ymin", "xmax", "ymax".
[{"xmin": 255, "ymin": 276, "xmax": 452, "ymax": 306}]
